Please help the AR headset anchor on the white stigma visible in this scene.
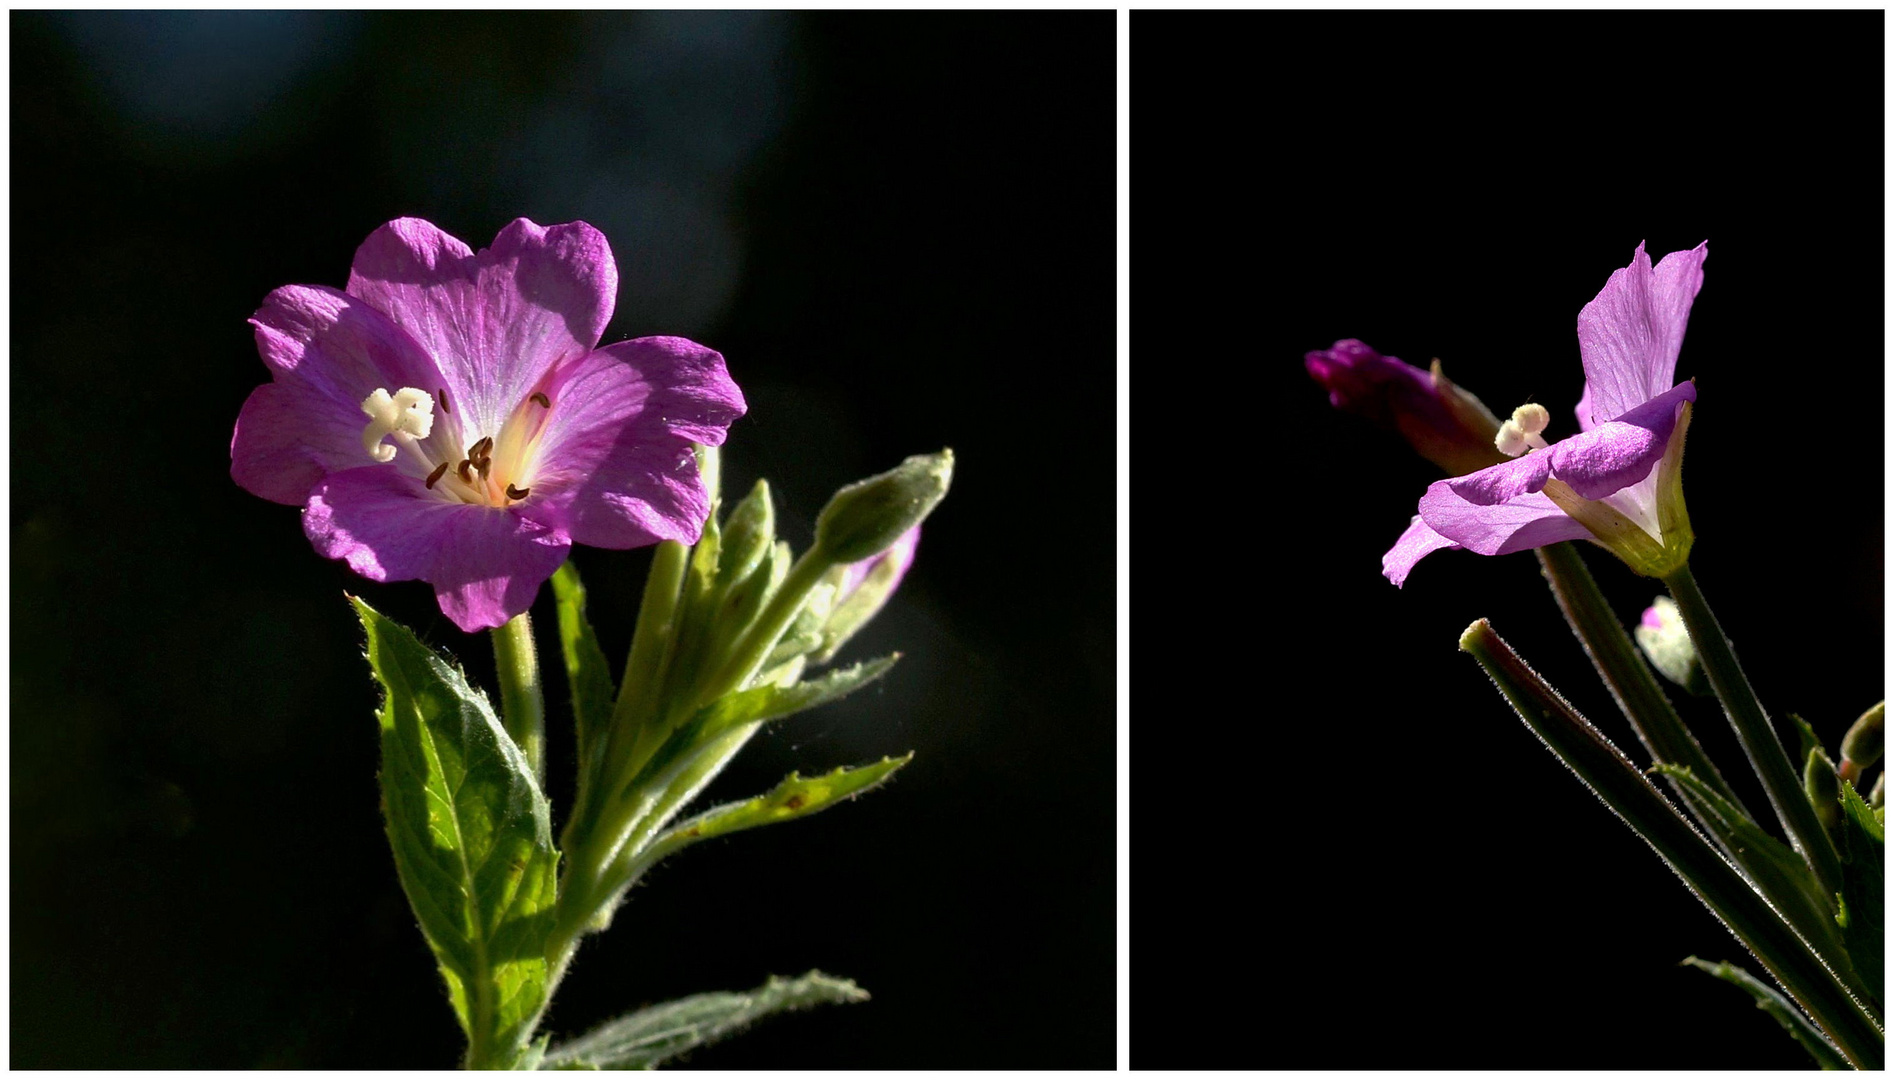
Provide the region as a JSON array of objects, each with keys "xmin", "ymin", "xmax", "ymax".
[
  {"xmin": 360, "ymin": 387, "xmax": 436, "ymax": 463},
  {"xmin": 1495, "ymin": 402, "xmax": 1552, "ymax": 458}
]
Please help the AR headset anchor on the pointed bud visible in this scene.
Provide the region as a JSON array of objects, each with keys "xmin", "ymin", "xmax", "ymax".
[
  {"xmin": 813, "ymin": 450, "xmax": 953, "ymax": 565},
  {"xmin": 1804, "ymin": 747, "xmax": 1845, "ymax": 845},
  {"xmin": 716, "ymin": 480, "xmax": 775, "ymax": 591},
  {"xmin": 1304, "ymin": 340, "xmax": 1508, "ymax": 476},
  {"xmin": 1633, "ymin": 596, "xmax": 1711, "ymax": 697},
  {"xmin": 1839, "ymin": 701, "xmax": 1883, "ymax": 786}
]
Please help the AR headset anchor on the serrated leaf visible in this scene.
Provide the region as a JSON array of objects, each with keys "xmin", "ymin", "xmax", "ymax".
[
  {"xmin": 544, "ymin": 971, "xmax": 869, "ymax": 1070},
  {"xmin": 1838, "ymin": 782, "xmax": 1884, "ymax": 1008},
  {"xmin": 355, "ymin": 597, "xmax": 561, "ymax": 1068},
  {"xmin": 551, "ymin": 563, "xmax": 618, "ymax": 783},
  {"xmin": 1653, "ymin": 764, "xmax": 1849, "ymax": 966},
  {"xmin": 630, "ymin": 756, "xmax": 912, "ymax": 879},
  {"xmin": 1683, "ymin": 957, "xmax": 1848, "ymax": 1070}
]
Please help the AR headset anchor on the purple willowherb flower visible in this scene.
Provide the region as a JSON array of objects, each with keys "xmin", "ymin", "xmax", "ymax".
[
  {"xmin": 1305, "ymin": 340, "xmax": 1508, "ymax": 476},
  {"xmin": 1383, "ymin": 242, "xmax": 1705, "ymax": 586},
  {"xmin": 231, "ymin": 218, "xmax": 746, "ymax": 632}
]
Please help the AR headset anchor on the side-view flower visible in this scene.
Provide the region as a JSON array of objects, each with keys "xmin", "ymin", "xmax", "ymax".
[
  {"xmin": 1383, "ymin": 242, "xmax": 1706, "ymax": 585},
  {"xmin": 231, "ymin": 217, "xmax": 746, "ymax": 631},
  {"xmin": 1305, "ymin": 239, "xmax": 1883, "ymax": 1071}
]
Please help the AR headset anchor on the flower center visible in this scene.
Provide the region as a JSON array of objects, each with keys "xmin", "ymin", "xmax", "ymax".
[
  {"xmin": 359, "ymin": 386, "xmax": 553, "ymax": 508},
  {"xmin": 1494, "ymin": 402, "xmax": 1551, "ymax": 458}
]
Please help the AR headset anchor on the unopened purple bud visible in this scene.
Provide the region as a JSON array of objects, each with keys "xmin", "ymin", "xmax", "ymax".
[
  {"xmin": 811, "ymin": 525, "xmax": 921, "ymax": 664},
  {"xmin": 1304, "ymin": 339, "xmax": 1507, "ymax": 476}
]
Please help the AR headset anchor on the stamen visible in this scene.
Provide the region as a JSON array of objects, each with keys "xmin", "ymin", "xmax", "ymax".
[
  {"xmin": 1511, "ymin": 403, "xmax": 1550, "ymax": 435},
  {"xmin": 437, "ymin": 388, "xmax": 451, "ymax": 414},
  {"xmin": 476, "ymin": 457, "xmax": 492, "ymax": 480},
  {"xmin": 1495, "ymin": 420, "xmax": 1529, "ymax": 458},
  {"xmin": 530, "ymin": 392, "xmax": 551, "ymax": 409},
  {"xmin": 458, "ymin": 460, "xmax": 474, "ymax": 484},
  {"xmin": 1497, "ymin": 402, "xmax": 1553, "ymax": 457},
  {"xmin": 506, "ymin": 484, "xmax": 531, "ymax": 500},
  {"xmin": 359, "ymin": 387, "xmax": 436, "ymax": 463},
  {"xmin": 467, "ymin": 436, "xmax": 494, "ymax": 463},
  {"xmin": 425, "ymin": 461, "xmax": 451, "ymax": 489}
]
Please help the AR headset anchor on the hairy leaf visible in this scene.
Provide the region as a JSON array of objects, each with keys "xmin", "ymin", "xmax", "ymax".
[
  {"xmin": 356, "ymin": 597, "xmax": 560, "ymax": 1068},
  {"xmin": 1683, "ymin": 957, "xmax": 1847, "ymax": 1070},
  {"xmin": 544, "ymin": 971, "xmax": 868, "ymax": 1069},
  {"xmin": 629, "ymin": 756, "xmax": 912, "ymax": 880}
]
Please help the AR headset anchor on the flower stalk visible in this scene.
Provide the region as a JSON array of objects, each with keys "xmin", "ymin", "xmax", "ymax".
[
  {"xmin": 1662, "ymin": 565, "xmax": 1846, "ymax": 902},
  {"xmin": 491, "ymin": 612, "xmax": 545, "ymax": 784},
  {"xmin": 1534, "ymin": 542, "xmax": 1748, "ymax": 816}
]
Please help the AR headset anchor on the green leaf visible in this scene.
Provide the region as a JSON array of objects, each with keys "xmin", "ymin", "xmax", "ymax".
[
  {"xmin": 355, "ymin": 597, "xmax": 561, "ymax": 1069},
  {"xmin": 1837, "ymin": 782, "xmax": 1884, "ymax": 1009},
  {"xmin": 1682, "ymin": 957, "xmax": 1848, "ymax": 1069},
  {"xmin": 702, "ymin": 655, "xmax": 899, "ymax": 734},
  {"xmin": 630, "ymin": 756, "xmax": 912, "ymax": 878},
  {"xmin": 625, "ymin": 656, "xmax": 901, "ymax": 805},
  {"xmin": 1652, "ymin": 764, "xmax": 1849, "ymax": 965},
  {"xmin": 551, "ymin": 562, "xmax": 618, "ymax": 784},
  {"xmin": 544, "ymin": 971, "xmax": 869, "ymax": 1070}
]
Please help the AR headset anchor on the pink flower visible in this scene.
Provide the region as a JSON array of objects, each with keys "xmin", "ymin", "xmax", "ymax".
[
  {"xmin": 231, "ymin": 218, "xmax": 746, "ymax": 631},
  {"xmin": 1384, "ymin": 242, "xmax": 1704, "ymax": 585}
]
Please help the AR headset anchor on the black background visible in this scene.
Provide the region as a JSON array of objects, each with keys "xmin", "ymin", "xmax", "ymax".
[
  {"xmin": 1136, "ymin": 11, "xmax": 1881, "ymax": 1071},
  {"xmin": 12, "ymin": 12, "xmax": 1114, "ymax": 1069}
]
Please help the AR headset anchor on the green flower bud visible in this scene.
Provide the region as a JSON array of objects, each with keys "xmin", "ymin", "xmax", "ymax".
[
  {"xmin": 1804, "ymin": 747, "xmax": 1844, "ymax": 845},
  {"xmin": 813, "ymin": 449, "xmax": 953, "ymax": 565},
  {"xmin": 716, "ymin": 480, "xmax": 775, "ymax": 591}
]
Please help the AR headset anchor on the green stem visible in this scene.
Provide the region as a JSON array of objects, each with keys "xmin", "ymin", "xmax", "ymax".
[
  {"xmin": 1663, "ymin": 565, "xmax": 1845, "ymax": 902},
  {"xmin": 491, "ymin": 613, "xmax": 545, "ymax": 785},
  {"xmin": 1461, "ymin": 620, "xmax": 1882, "ymax": 1068},
  {"xmin": 1536, "ymin": 543, "xmax": 1750, "ymax": 816}
]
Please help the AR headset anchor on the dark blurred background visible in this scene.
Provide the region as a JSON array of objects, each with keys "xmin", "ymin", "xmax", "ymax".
[
  {"xmin": 12, "ymin": 12, "xmax": 1114, "ymax": 1068},
  {"xmin": 1136, "ymin": 11, "xmax": 1881, "ymax": 1070}
]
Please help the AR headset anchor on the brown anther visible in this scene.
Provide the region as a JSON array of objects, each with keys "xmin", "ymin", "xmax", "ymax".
[
  {"xmin": 457, "ymin": 460, "xmax": 474, "ymax": 483},
  {"xmin": 530, "ymin": 392, "xmax": 551, "ymax": 409},
  {"xmin": 467, "ymin": 436, "xmax": 493, "ymax": 460},
  {"xmin": 505, "ymin": 484, "xmax": 531, "ymax": 501},
  {"xmin": 424, "ymin": 461, "xmax": 451, "ymax": 489},
  {"xmin": 476, "ymin": 457, "xmax": 492, "ymax": 480},
  {"xmin": 436, "ymin": 388, "xmax": 450, "ymax": 414}
]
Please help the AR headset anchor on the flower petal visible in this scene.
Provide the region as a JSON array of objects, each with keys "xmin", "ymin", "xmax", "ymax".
[
  {"xmin": 232, "ymin": 284, "xmax": 449, "ymax": 505},
  {"xmin": 1417, "ymin": 481, "xmax": 1593, "ymax": 557},
  {"xmin": 1382, "ymin": 514, "xmax": 1461, "ymax": 587},
  {"xmin": 1445, "ymin": 446, "xmax": 1555, "ymax": 506},
  {"xmin": 304, "ymin": 467, "xmax": 571, "ymax": 632},
  {"xmin": 1542, "ymin": 381, "xmax": 1695, "ymax": 501},
  {"xmin": 1575, "ymin": 381, "xmax": 1598, "ymax": 433},
  {"xmin": 345, "ymin": 218, "xmax": 618, "ymax": 439},
  {"xmin": 1447, "ymin": 381, "xmax": 1695, "ymax": 506},
  {"xmin": 1576, "ymin": 241, "xmax": 1706, "ymax": 424},
  {"xmin": 523, "ymin": 336, "xmax": 747, "ymax": 549}
]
